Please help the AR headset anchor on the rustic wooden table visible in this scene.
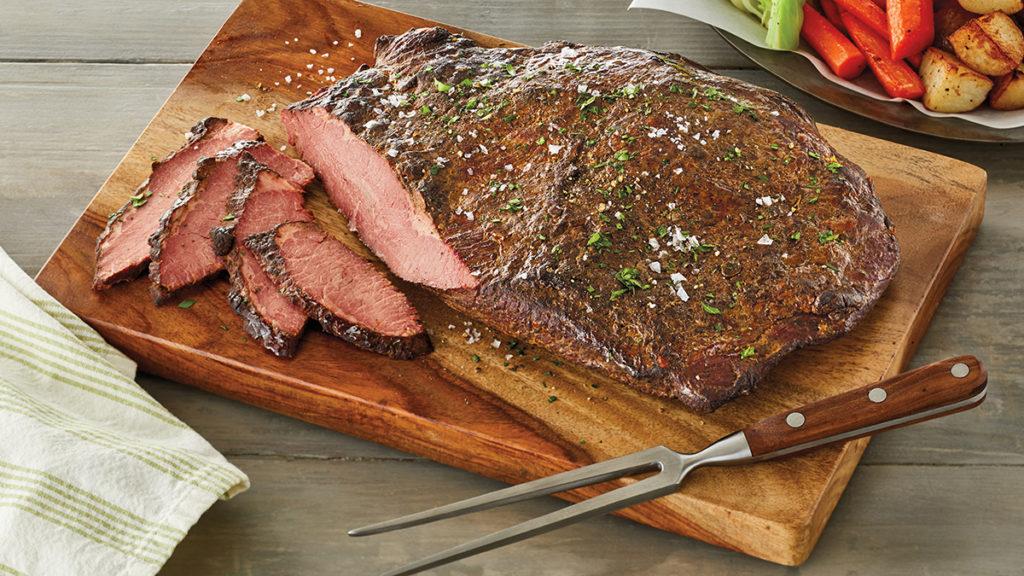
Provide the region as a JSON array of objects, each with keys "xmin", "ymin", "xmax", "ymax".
[{"xmin": 2, "ymin": 1, "xmax": 1021, "ymax": 574}]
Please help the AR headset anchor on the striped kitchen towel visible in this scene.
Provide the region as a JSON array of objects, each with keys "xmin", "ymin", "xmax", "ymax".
[{"xmin": 0, "ymin": 246, "xmax": 249, "ymax": 576}]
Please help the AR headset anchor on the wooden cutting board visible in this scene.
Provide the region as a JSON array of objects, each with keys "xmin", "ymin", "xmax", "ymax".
[{"xmin": 34, "ymin": 0, "xmax": 986, "ymax": 566}]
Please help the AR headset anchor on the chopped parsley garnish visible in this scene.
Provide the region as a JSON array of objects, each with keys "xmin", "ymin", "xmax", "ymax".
[
  {"xmin": 471, "ymin": 353, "xmax": 481, "ymax": 363},
  {"xmin": 536, "ymin": 136, "xmax": 546, "ymax": 145},
  {"xmin": 614, "ymin": 149, "xmax": 631, "ymax": 162},
  {"xmin": 807, "ymin": 195, "xmax": 819, "ymax": 204},
  {"xmin": 655, "ymin": 225, "xmax": 669, "ymax": 238},
  {"xmin": 419, "ymin": 104, "xmax": 432, "ymax": 116},
  {"xmin": 740, "ymin": 345, "xmax": 756, "ymax": 359},
  {"xmin": 505, "ymin": 63, "xmax": 517, "ymax": 76},
  {"xmin": 221, "ymin": 213, "xmax": 236, "ymax": 222},
  {"xmin": 587, "ymin": 232, "xmax": 612, "ymax": 249},
  {"xmin": 723, "ymin": 147, "xmax": 741, "ymax": 161},
  {"xmin": 564, "ymin": 61, "xmax": 582, "ymax": 73},
  {"xmin": 701, "ymin": 301, "xmax": 722, "ymax": 315},
  {"xmin": 789, "ymin": 231, "xmax": 801, "ymax": 241},
  {"xmin": 178, "ymin": 299, "xmax": 196, "ymax": 309},
  {"xmin": 702, "ymin": 87, "xmax": 724, "ymax": 100},
  {"xmin": 825, "ymin": 158, "xmax": 843, "ymax": 173},
  {"xmin": 611, "ymin": 267, "xmax": 649, "ymax": 300},
  {"xmin": 818, "ymin": 230, "xmax": 840, "ymax": 244},
  {"xmin": 548, "ymin": 395, "xmax": 558, "ymax": 403},
  {"xmin": 129, "ymin": 189, "xmax": 153, "ymax": 208},
  {"xmin": 577, "ymin": 94, "xmax": 598, "ymax": 111},
  {"xmin": 500, "ymin": 198, "xmax": 525, "ymax": 213},
  {"xmin": 808, "ymin": 151, "xmax": 821, "ymax": 160},
  {"xmin": 434, "ymin": 79, "xmax": 452, "ymax": 93}
]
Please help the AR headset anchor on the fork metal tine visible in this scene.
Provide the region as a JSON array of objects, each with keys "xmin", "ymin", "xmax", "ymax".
[
  {"xmin": 349, "ymin": 446, "xmax": 674, "ymax": 537},
  {"xmin": 377, "ymin": 473, "xmax": 681, "ymax": 576}
]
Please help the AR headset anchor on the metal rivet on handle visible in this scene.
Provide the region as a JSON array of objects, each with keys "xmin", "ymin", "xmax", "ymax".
[
  {"xmin": 951, "ymin": 363, "xmax": 970, "ymax": 378},
  {"xmin": 868, "ymin": 387, "xmax": 887, "ymax": 403},
  {"xmin": 786, "ymin": 412, "xmax": 805, "ymax": 428}
]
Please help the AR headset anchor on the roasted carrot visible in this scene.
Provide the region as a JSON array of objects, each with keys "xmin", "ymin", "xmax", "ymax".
[
  {"xmin": 802, "ymin": 4, "xmax": 868, "ymax": 79},
  {"xmin": 841, "ymin": 11, "xmax": 925, "ymax": 98},
  {"xmin": 869, "ymin": 0, "xmax": 887, "ymax": 6},
  {"xmin": 906, "ymin": 51, "xmax": 923, "ymax": 68},
  {"xmin": 820, "ymin": 0, "xmax": 846, "ymax": 31},
  {"xmin": 888, "ymin": 0, "xmax": 935, "ymax": 59},
  {"xmin": 834, "ymin": 0, "xmax": 890, "ymax": 37}
]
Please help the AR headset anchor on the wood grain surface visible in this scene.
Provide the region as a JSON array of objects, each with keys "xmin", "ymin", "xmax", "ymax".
[
  {"xmin": 743, "ymin": 356, "xmax": 988, "ymax": 458},
  {"xmin": 28, "ymin": 0, "xmax": 987, "ymax": 566},
  {"xmin": 5, "ymin": 1, "xmax": 1020, "ymax": 574}
]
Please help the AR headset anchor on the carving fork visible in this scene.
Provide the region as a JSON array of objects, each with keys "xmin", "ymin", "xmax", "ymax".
[{"xmin": 350, "ymin": 356, "xmax": 988, "ymax": 576}]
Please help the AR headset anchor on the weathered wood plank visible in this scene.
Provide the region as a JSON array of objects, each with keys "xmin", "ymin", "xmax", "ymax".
[
  {"xmin": 2, "ymin": 62, "xmax": 1020, "ymax": 469},
  {"xmin": 159, "ymin": 456, "xmax": 1024, "ymax": 575},
  {"xmin": 0, "ymin": 1, "xmax": 238, "ymax": 63},
  {"xmin": 370, "ymin": 1, "xmax": 751, "ymax": 68},
  {"xmin": 0, "ymin": 0, "xmax": 750, "ymax": 68},
  {"xmin": 0, "ymin": 64, "xmax": 190, "ymax": 272}
]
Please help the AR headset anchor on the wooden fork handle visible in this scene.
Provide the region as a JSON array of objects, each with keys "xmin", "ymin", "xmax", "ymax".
[{"xmin": 742, "ymin": 356, "xmax": 988, "ymax": 460}]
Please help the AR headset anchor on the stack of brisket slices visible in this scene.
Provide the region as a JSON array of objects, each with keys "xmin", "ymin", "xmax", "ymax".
[{"xmin": 93, "ymin": 117, "xmax": 431, "ymax": 359}]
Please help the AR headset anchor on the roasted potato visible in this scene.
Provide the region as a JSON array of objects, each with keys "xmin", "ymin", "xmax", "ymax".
[
  {"xmin": 958, "ymin": 0, "xmax": 1023, "ymax": 14},
  {"xmin": 920, "ymin": 48, "xmax": 996, "ymax": 111},
  {"xmin": 937, "ymin": 0, "xmax": 981, "ymax": 50},
  {"xmin": 949, "ymin": 12, "xmax": 1024, "ymax": 75},
  {"xmin": 990, "ymin": 65, "xmax": 1024, "ymax": 108}
]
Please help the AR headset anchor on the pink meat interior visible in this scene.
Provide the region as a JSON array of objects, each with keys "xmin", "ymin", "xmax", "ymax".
[
  {"xmin": 157, "ymin": 159, "xmax": 239, "ymax": 290},
  {"xmin": 235, "ymin": 170, "xmax": 313, "ymax": 239},
  {"xmin": 275, "ymin": 222, "xmax": 423, "ymax": 337},
  {"xmin": 236, "ymin": 168, "xmax": 315, "ymax": 333},
  {"xmin": 282, "ymin": 107, "xmax": 477, "ymax": 290},
  {"xmin": 238, "ymin": 246, "xmax": 307, "ymax": 335},
  {"xmin": 96, "ymin": 121, "xmax": 258, "ymax": 282},
  {"xmin": 156, "ymin": 144, "xmax": 313, "ymax": 291},
  {"xmin": 248, "ymin": 144, "xmax": 316, "ymax": 188}
]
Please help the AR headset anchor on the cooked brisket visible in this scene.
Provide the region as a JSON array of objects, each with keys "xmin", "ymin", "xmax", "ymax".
[
  {"xmin": 94, "ymin": 118, "xmax": 259, "ymax": 289},
  {"xmin": 282, "ymin": 27, "xmax": 900, "ymax": 410},
  {"xmin": 245, "ymin": 221, "xmax": 432, "ymax": 359},
  {"xmin": 219, "ymin": 157, "xmax": 315, "ymax": 357},
  {"xmin": 147, "ymin": 141, "xmax": 313, "ymax": 303}
]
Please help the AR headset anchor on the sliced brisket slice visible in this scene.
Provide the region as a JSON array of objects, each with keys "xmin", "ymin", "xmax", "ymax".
[
  {"xmin": 245, "ymin": 221, "xmax": 432, "ymax": 359},
  {"xmin": 282, "ymin": 27, "xmax": 900, "ymax": 411},
  {"xmin": 280, "ymin": 110, "xmax": 477, "ymax": 290},
  {"xmin": 147, "ymin": 141, "xmax": 313, "ymax": 303},
  {"xmin": 225, "ymin": 247, "xmax": 309, "ymax": 358},
  {"xmin": 94, "ymin": 118, "xmax": 259, "ymax": 289},
  {"xmin": 219, "ymin": 157, "xmax": 315, "ymax": 357}
]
